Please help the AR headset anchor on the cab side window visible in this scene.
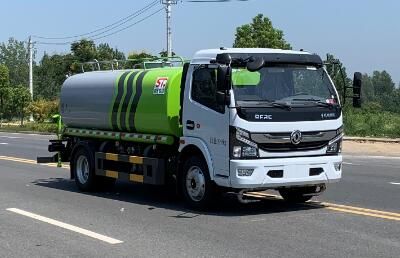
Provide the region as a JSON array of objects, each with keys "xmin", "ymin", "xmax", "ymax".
[{"xmin": 191, "ymin": 67, "xmax": 221, "ymax": 112}]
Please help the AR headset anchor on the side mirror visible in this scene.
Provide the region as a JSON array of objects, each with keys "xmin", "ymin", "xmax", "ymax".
[
  {"xmin": 216, "ymin": 53, "xmax": 232, "ymax": 65},
  {"xmin": 217, "ymin": 66, "xmax": 231, "ymax": 91},
  {"xmin": 352, "ymin": 72, "xmax": 362, "ymax": 108},
  {"xmin": 216, "ymin": 91, "xmax": 230, "ymax": 106}
]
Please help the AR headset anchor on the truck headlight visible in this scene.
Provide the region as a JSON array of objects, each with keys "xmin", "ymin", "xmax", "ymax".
[
  {"xmin": 231, "ymin": 127, "xmax": 259, "ymax": 159},
  {"xmin": 326, "ymin": 133, "xmax": 343, "ymax": 154}
]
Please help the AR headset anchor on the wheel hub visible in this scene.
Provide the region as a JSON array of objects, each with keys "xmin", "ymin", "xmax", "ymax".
[
  {"xmin": 76, "ymin": 155, "xmax": 89, "ymax": 184},
  {"xmin": 186, "ymin": 166, "xmax": 206, "ymax": 202}
]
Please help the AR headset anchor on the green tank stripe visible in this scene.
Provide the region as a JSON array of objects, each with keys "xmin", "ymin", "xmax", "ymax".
[
  {"xmin": 125, "ymin": 71, "xmax": 143, "ymax": 131},
  {"xmin": 118, "ymin": 71, "xmax": 139, "ymax": 132},
  {"xmin": 108, "ymin": 72, "xmax": 126, "ymax": 129},
  {"xmin": 117, "ymin": 71, "xmax": 140, "ymax": 131},
  {"xmin": 129, "ymin": 71, "xmax": 148, "ymax": 132},
  {"xmin": 111, "ymin": 71, "xmax": 130, "ymax": 130}
]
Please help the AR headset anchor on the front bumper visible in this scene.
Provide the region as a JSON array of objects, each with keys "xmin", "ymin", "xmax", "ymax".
[{"xmin": 230, "ymin": 155, "xmax": 342, "ymax": 189}]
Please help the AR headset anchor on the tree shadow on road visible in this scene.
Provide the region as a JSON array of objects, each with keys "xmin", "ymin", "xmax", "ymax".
[{"xmin": 32, "ymin": 177, "xmax": 324, "ymax": 218}]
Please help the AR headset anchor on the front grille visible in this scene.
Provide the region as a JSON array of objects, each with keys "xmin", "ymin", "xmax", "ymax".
[{"xmin": 258, "ymin": 141, "xmax": 328, "ymax": 152}]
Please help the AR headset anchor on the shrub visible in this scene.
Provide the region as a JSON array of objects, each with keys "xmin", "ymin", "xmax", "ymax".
[{"xmin": 29, "ymin": 99, "xmax": 59, "ymax": 122}]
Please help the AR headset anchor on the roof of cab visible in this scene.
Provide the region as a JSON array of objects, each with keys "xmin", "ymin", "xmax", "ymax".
[{"xmin": 191, "ymin": 48, "xmax": 312, "ymax": 65}]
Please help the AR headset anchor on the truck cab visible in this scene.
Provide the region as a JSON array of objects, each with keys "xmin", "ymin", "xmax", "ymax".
[{"xmin": 178, "ymin": 48, "xmax": 360, "ymax": 207}]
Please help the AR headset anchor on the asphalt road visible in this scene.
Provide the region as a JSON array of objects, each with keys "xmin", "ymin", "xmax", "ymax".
[{"xmin": 0, "ymin": 131, "xmax": 399, "ymax": 257}]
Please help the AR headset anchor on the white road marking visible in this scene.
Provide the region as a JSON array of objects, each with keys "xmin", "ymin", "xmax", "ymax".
[
  {"xmin": 343, "ymin": 162, "xmax": 362, "ymax": 166},
  {"xmin": 0, "ymin": 136, "xmax": 21, "ymax": 139},
  {"xmin": 389, "ymin": 182, "xmax": 400, "ymax": 185},
  {"xmin": 6, "ymin": 208, "xmax": 123, "ymax": 245},
  {"xmin": 345, "ymin": 155, "xmax": 400, "ymax": 160},
  {"xmin": 0, "ymin": 132, "xmax": 46, "ymax": 136},
  {"xmin": 0, "ymin": 143, "xmax": 9, "ymax": 145}
]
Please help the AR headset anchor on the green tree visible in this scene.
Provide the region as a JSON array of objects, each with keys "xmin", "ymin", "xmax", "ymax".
[
  {"xmin": 126, "ymin": 51, "xmax": 155, "ymax": 68},
  {"xmin": 372, "ymin": 71, "xmax": 395, "ymax": 97},
  {"xmin": 233, "ymin": 14, "xmax": 291, "ymax": 49},
  {"xmin": 159, "ymin": 50, "xmax": 176, "ymax": 57},
  {"xmin": 324, "ymin": 54, "xmax": 351, "ymax": 104},
  {"xmin": 97, "ymin": 43, "xmax": 125, "ymax": 61},
  {"xmin": 361, "ymin": 74, "xmax": 375, "ymax": 103},
  {"xmin": 71, "ymin": 39, "xmax": 97, "ymax": 62},
  {"xmin": 34, "ymin": 53, "xmax": 73, "ymax": 100},
  {"xmin": 0, "ymin": 38, "xmax": 30, "ymax": 86},
  {"xmin": 8, "ymin": 85, "xmax": 31, "ymax": 125},
  {"xmin": 371, "ymin": 71, "xmax": 397, "ymax": 112},
  {"xmin": 0, "ymin": 64, "xmax": 11, "ymax": 126}
]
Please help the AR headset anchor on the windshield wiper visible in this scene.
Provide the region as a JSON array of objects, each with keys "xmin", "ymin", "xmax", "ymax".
[
  {"xmin": 292, "ymin": 98, "xmax": 335, "ymax": 108},
  {"xmin": 270, "ymin": 102, "xmax": 292, "ymax": 110},
  {"xmin": 238, "ymin": 100, "xmax": 292, "ymax": 111}
]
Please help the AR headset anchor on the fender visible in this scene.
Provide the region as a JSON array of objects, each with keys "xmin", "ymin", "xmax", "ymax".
[{"xmin": 179, "ymin": 137, "xmax": 215, "ymax": 181}]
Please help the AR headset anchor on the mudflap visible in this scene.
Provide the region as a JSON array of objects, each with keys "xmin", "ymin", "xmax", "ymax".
[{"xmin": 37, "ymin": 154, "xmax": 59, "ymax": 163}]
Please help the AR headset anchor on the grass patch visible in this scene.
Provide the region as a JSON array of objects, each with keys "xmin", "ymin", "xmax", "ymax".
[
  {"xmin": 343, "ymin": 109, "xmax": 400, "ymax": 138},
  {"xmin": 0, "ymin": 122, "xmax": 57, "ymax": 134}
]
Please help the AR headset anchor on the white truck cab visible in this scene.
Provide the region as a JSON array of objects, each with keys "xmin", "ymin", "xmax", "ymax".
[{"xmin": 178, "ymin": 48, "xmax": 361, "ymax": 207}]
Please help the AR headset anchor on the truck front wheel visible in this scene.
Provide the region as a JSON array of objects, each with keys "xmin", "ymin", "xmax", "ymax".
[{"xmin": 181, "ymin": 156, "xmax": 215, "ymax": 210}]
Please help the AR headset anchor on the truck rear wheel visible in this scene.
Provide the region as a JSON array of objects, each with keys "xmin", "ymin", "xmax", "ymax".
[
  {"xmin": 279, "ymin": 187, "xmax": 316, "ymax": 203},
  {"xmin": 181, "ymin": 156, "xmax": 215, "ymax": 210},
  {"xmin": 72, "ymin": 145, "xmax": 115, "ymax": 191}
]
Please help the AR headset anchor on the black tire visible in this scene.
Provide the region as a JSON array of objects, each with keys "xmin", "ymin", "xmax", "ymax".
[
  {"xmin": 279, "ymin": 187, "xmax": 316, "ymax": 203},
  {"xmin": 71, "ymin": 144, "xmax": 115, "ymax": 191},
  {"xmin": 180, "ymin": 156, "xmax": 215, "ymax": 210}
]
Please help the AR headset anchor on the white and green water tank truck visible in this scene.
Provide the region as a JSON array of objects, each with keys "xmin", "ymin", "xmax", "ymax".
[{"xmin": 39, "ymin": 48, "xmax": 362, "ymax": 209}]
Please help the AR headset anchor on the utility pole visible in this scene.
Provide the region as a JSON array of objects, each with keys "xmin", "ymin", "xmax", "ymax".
[
  {"xmin": 28, "ymin": 36, "xmax": 34, "ymax": 121},
  {"xmin": 162, "ymin": 0, "xmax": 177, "ymax": 57}
]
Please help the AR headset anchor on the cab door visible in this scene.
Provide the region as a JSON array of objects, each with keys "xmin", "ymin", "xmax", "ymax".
[{"xmin": 182, "ymin": 65, "xmax": 230, "ymax": 181}]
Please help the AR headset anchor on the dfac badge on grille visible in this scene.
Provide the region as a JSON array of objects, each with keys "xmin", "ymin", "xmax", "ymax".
[{"xmin": 290, "ymin": 130, "xmax": 302, "ymax": 145}]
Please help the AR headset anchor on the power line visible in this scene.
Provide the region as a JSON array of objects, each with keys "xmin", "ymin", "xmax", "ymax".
[
  {"xmin": 35, "ymin": 7, "xmax": 164, "ymax": 45},
  {"xmin": 32, "ymin": 0, "xmax": 159, "ymax": 41},
  {"xmin": 185, "ymin": 0, "xmax": 249, "ymax": 2}
]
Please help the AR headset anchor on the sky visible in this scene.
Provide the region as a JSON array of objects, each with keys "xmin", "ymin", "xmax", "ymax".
[{"xmin": 0, "ymin": 0, "xmax": 399, "ymax": 84}]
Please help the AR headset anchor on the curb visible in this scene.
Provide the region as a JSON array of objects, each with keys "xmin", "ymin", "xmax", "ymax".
[{"xmin": 344, "ymin": 136, "xmax": 400, "ymax": 144}]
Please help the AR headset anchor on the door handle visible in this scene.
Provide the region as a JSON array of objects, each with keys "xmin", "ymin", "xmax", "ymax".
[{"xmin": 186, "ymin": 120, "xmax": 195, "ymax": 130}]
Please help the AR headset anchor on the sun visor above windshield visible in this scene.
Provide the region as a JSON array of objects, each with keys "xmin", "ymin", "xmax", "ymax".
[{"xmin": 221, "ymin": 53, "xmax": 323, "ymax": 67}]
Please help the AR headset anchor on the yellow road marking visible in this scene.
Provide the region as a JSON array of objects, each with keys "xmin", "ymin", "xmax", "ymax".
[
  {"xmin": 247, "ymin": 191, "xmax": 400, "ymax": 222},
  {"xmin": 325, "ymin": 207, "xmax": 400, "ymax": 221},
  {"xmin": 0, "ymin": 156, "xmax": 37, "ymax": 164},
  {"xmin": 319, "ymin": 202, "xmax": 400, "ymax": 218},
  {"xmin": 0, "ymin": 155, "xmax": 69, "ymax": 169},
  {"xmin": 245, "ymin": 192, "xmax": 279, "ymax": 199}
]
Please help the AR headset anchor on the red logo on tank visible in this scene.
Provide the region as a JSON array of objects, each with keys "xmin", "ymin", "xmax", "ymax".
[{"xmin": 153, "ymin": 77, "xmax": 168, "ymax": 95}]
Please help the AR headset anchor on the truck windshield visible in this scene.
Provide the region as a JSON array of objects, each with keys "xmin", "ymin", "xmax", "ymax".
[{"xmin": 232, "ymin": 65, "xmax": 338, "ymax": 106}]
